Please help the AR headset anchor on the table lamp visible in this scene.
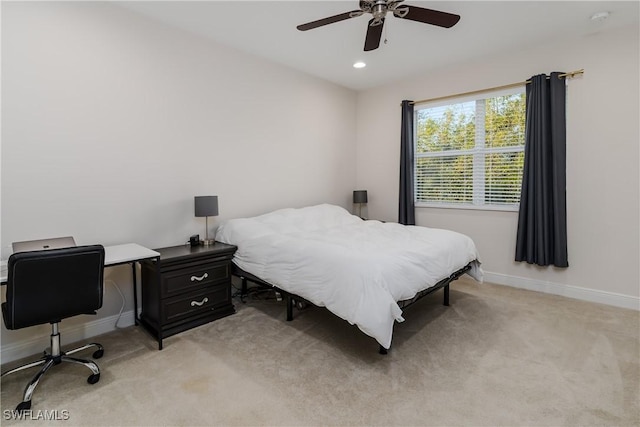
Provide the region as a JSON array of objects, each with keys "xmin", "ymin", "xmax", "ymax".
[
  {"xmin": 194, "ymin": 196, "xmax": 218, "ymax": 246},
  {"xmin": 353, "ymin": 190, "xmax": 368, "ymax": 218}
]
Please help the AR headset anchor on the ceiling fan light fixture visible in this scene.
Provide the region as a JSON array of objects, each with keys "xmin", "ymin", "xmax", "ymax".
[{"xmin": 353, "ymin": 61, "xmax": 367, "ymax": 69}]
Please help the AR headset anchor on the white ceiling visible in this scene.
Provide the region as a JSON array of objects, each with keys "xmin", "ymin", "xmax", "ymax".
[{"xmin": 118, "ymin": 1, "xmax": 639, "ymax": 91}]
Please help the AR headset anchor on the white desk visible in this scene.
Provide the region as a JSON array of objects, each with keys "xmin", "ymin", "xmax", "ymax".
[
  {"xmin": 1, "ymin": 243, "xmax": 160, "ymax": 324},
  {"xmin": 104, "ymin": 243, "xmax": 160, "ymax": 267}
]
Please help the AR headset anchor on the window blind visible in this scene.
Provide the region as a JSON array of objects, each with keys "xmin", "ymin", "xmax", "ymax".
[{"xmin": 414, "ymin": 89, "xmax": 525, "ymax": 210}]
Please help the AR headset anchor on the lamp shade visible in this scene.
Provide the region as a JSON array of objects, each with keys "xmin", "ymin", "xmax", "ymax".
[
  {"xmin": 353, "ymin": 190, "xmax": 368, "ymax": 204},
  {"xmin": 194, "ymin": 196, "xmax": 219, "ymax": 217}
]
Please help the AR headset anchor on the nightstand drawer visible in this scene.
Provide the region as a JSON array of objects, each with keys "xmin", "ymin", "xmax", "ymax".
[
  {"xmin": 163, "ymin": 285, "xmax": 230, "ymax": 324},
  {"xmin": 162, "ymin": 262, "xmax": 229, "ymax": 296}
]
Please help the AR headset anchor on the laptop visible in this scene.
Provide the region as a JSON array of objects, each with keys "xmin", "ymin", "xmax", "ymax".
[{"xmin": 12, "ymin": 236, "xmax": 77, "ymax": 253}]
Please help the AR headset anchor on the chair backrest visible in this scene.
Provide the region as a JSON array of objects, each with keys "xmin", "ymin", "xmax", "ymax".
[{"xmin": 4, "ymin": 245, "xmax": 105, "ymax": 329}]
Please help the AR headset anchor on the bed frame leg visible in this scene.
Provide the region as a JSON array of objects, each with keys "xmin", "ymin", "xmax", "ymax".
[
  {"xmin": 379, "ymin": 345, "xmax": 388, "ymax": 355},
  {"xmin": 286, "ymin": 294, "xmax": 293, "ymax": 321},
  {"xmin": 443, "ymin": 284, "xmax": 450, "ymax": 306},
  {"xmin": 240, "ymin": 277, "xmax": 248, "ymax": 303}
]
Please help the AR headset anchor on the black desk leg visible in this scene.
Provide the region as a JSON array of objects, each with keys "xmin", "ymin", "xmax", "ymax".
[{"xmin": 132, "ymin": 263, "xmax": 139, "ymax": 325}]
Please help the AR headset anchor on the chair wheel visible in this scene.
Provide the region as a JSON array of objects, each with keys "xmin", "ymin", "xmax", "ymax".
[
  {"xmin": 16, "ymin": 401, "xmax": 31, "ymax": 412},
  {"xmin": 93, "ymin": 349, "xmax": 104, "ymax": 359},
  {"xmin": 87, "ymin": 373, "xmax": 100, "ymax": 384}
]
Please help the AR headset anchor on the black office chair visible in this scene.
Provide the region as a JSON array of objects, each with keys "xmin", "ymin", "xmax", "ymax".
[{"xmin": 1, "ymin": 245, "xmax": 106, "ymax": 412}]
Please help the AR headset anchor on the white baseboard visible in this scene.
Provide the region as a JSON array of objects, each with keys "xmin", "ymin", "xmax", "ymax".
[
  {"xmin": 1, "ymin": 310, "xmax": 136, "ymax": 365},
  {"xmin": 483, "ymin": 271, "xmax": 640, "ymax": 311}
]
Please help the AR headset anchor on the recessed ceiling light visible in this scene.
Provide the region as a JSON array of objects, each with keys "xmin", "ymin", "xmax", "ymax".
[
  {"xmin": 590, "ymin": 11, "xmax": 610, "ymax": 21},
  {"xmin": 353, "ymin": 61, "xmax": 366, "ymax": 69}
]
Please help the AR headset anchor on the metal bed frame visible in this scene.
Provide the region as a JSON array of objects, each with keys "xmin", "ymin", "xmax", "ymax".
[{"xmin": 232, "ymin": 262, "xmax": 472, "ymax": 354}]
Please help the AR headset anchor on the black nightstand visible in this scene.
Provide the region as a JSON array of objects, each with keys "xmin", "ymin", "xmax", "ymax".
[{"xmin": 139, "ymin": 242, "xmax": 237, "ymax": 349}]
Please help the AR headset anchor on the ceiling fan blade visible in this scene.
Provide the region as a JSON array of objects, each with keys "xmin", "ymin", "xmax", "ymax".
[
  {"xmin": 397, "ymin": 5, "xmax": 460, "ymax": 28},
  {"xmin": 364, "ymin": 18, "xmax": 384, "ymax": 51},
  {"xmin": 297, "ymin": 10, "xmax": 363, "ymax": 31}
]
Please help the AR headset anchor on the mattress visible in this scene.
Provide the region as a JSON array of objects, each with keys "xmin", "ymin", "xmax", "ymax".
[{"xmin": 216, "ymin": 204, "xmax": 482, "ymax": 348}]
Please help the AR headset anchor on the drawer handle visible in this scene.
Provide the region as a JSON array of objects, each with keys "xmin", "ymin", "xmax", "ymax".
[
  {"xmin": 190, "ymin": 297, "xmax": 209, "ymax": 307},
  {"xmin": 190, "ymin": 273, "xmax": 209, "ymax": 282}
]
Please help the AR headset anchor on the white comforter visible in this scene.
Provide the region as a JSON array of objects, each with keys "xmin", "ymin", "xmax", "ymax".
[{"xmin": 216, "ymin": 204, "xmax": 482, "ymax": 349}]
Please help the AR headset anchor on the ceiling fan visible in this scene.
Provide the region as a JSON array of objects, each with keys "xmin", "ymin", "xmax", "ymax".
[{"xmin": 297, "ymin": 0, "xmax": 460, "ymax": 51}]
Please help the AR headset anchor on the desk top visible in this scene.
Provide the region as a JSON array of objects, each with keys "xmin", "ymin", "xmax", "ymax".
[
  {"xmin": 0, "ymin": 243, "xmax": 159, "ymax": 283},
  {"xmin": 104, "ymin": 243, "xmax": 160, "ymax": 266}
]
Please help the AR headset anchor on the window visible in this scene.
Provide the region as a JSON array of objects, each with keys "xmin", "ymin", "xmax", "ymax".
[{"xmin": 414, "ymin": 87, "xmax": 526, "ymax": 210}]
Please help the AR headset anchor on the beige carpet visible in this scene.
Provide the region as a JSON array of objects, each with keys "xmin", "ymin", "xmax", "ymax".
[{"xmin": 1, "ymin": 278, "xmax": 639, "ymax": 426}]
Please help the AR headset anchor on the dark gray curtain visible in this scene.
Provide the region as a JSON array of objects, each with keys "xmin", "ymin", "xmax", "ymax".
[
  {"xmin": 515, "ymin": 73, "xmax": 568, "ymax": 267},
  {"xmin": 399, "ymin": 100, "xmax": 415, "ymax": 225}
]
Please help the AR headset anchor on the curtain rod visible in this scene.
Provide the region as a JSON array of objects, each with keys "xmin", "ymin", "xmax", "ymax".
[{"xmin": 408, "ymin": 69, "xmax": 584, "ymax": 106}]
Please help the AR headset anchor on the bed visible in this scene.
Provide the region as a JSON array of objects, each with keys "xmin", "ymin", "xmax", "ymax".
[{"xmin": 216, "ymin": 204, "xmax": 483, "ymax": 352}]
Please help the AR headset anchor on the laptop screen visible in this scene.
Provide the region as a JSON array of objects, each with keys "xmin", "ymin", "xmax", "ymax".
[{"xmin": 12, "ymin": 237, "xmax": 76, "ymax": 253}]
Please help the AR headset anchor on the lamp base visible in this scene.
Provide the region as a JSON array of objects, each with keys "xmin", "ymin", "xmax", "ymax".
[{"xmin": 201, "ymin": 239, "xmax": 216, "ymax": 246}]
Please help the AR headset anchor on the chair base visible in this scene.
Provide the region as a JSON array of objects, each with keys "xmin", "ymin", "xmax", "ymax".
[{"xmin": 1, "ymin": 323, "xmax": 103, "ymax": 412}]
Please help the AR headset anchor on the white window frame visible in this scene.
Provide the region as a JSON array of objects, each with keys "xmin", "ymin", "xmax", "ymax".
[{"xmin": 414, "ymin": 86, "xmax": 526, "ymax": 212}]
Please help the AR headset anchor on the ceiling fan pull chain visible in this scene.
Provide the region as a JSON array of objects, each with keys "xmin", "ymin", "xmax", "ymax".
[{"xmin": 384, "ymin": 21, "xmax": 388, "ymax": 45}]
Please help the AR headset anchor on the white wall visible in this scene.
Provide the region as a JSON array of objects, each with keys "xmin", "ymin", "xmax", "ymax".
[
  {"xmin": 356, "ymin": 24, "xmax": 640, "ymax": 306},
  {"xmin": 1, "ymin": 2, "xmax": 357, "ymax": 361}
]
